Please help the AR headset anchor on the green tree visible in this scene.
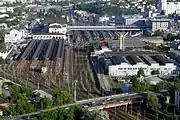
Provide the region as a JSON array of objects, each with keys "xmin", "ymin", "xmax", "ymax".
[
  {"xmin": 174, "ymin": 79, "xmax": 180, "ymax": 90},
  {"xmin": 130, "ymin": 75, "xmax": 151, "ymax": 92},
  {"xmin": 0, "ymin": 57, "xmax": 5, "ymax": 64},
  {"xmin": 43, "ymin": 109, "xmax": 58, "ymax": 120},
  {"xmin": 164, "ymin": 33, "xmax": 176, "ymax": 41},
  {"xmin": 53, "ymin": 91, "xmax": 73, "ymax": 106},
  {"xmin": 146, "ymin": 92, "xmax": 160, "ymax": 111},
  {"xmin": 130, "ymin": 75, "xmax": 139, "ymax": 92},
  {"xmin": 137, "ymin": 68, "xmax": 145, "ymax": 77},
  {"xmin": 153, "ymin": 29, "xmax": 164, "ymax": 36},
  {"xmin": 155, "ymin": 81, "xmax": 168, "ymax": 91},
  {"xmin": 82, "ymin": 110, "xmax": 110, "ymax": 120},
  {"xmin": 10, "ymin": 93, "xmax": 36, "ymax": 115},
  {"xmin": 151, "ymin": 70, "xmax": 160, "ymax": 75},
  {"xmin": 138, "ymin": 82, "xmax": 151, "ymax": 92},
  {"xmin": 40, "ymin": 97, "xmax": 53, "ymax": 109},
  {"xmin": 176, "ymin": 33, "xmax": 180, "ymax": 39},
  {"xmin": 92, "ymin": 40, "xmax": 100, "ymax": 50},
  {"xmin": 73, "ymin": 106, "xmax": 84, "ymax": 120},
  {"xmin": 0, "ymin": 30, "xmax": 4, "ymax": 42}
]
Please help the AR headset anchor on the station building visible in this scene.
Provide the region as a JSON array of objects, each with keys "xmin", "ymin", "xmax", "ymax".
[
  {"xmin": 32, "ymin": 33, "xmax": 66, "ymax": 40},
  {"xmin": 102, "ymin": 54, "xmax": 176, "ymax": 76}
]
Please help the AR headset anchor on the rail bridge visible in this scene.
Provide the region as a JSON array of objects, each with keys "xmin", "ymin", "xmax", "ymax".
[
  {"xmin": 88, "ymin": 100, "xmax": 140, "ymax": 111},
  {"xmin": 67, "ymin": 25, "xmax": 146, "ymax": 31}
]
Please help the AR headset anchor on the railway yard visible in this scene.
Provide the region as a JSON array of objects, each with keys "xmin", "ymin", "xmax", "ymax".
[
  {"xmin": 0, "ymin": 30, "xmax": 103, "ymax": 100},
  {"xmin": 74, "ymin": 30, "xmax": 146, "ymax": 49},
  {"xmin": 0, "ymin": 30, "xmax": 148, "ymax": 101}
]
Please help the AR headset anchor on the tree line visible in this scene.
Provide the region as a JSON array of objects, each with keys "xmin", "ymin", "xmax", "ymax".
[
  {"xmin": 75, "ymin": 2, "xmax": 138, "ymax": 15},
  {"xmin": 2, "ymin": 85, "xmax": 110, "ymax": 120}
]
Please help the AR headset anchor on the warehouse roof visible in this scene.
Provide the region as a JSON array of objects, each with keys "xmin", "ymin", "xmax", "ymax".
[
  {"xmin": 125, "ymin": 55, "xmax": 142, "ymax": 65},
  {"xmin": 105, "ymin": 59, "xmax": 112, "ymax": 66},
  {"xmin": 110, "ymin": 55, "xmax": 126, "ymax": 65},
  {"xmin": 139, "ymin": 55, "xmax": 157, "ymax": 65},
  {"xmin": 151, "ymin": 55, "xmax": 172, "ymax": 65}
]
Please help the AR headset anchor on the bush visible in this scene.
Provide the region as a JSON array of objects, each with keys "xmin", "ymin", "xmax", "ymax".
[{"xmin": 151, "ymin": 70, "xmax": 160, "ymax": 75}]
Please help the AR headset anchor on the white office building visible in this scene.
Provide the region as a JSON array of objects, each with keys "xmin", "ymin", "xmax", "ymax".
[
  {"xmin": 103, "ymin": 55, "xmax": 176, "ymax": 77},
  {"xmin": 151, "ymin": 19, "xmax": 170, "ymax": 31},
  {"xmin": 0, "ymin": 7, "xmax": 13, "ymax": 13},
  {"xmin": 160, "ymin": 0, "xmax": 180, "ymax": 15}
]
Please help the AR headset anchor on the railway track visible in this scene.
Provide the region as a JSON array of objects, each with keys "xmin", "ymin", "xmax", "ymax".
[
  {"xmin": 72, "ymin": 30, "xmax": 102, "ymax": 100},
  {"xmin": 73, "ymin": 48, "xmax": 100, "ymax": 100},
  {"xmin": 107, "ymin": 108, "xmax": 138, "ymax": 120},
  {"xmin": 0, "ymin": 63, "xmax": 52, "ymax": 92}
]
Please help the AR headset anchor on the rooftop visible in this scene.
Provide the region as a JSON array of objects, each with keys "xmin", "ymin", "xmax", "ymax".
[
  {"xmin": 144, "ymin": 76, "xmax": 163, "ymax": 85},
  {"xmin": 167, "ymin": 0, "xmax": 180, "ymax": 2},
  {"xmin": 125, "ymin": 55, "xmax": 142, "ymax": 65},
  {"xmin": 33, "ymin": 32, "xmax": 66, "ymax": 35},
  {"xmin": 111, "ymin": 55, "xmax": 127, "ymax": 65},
  {"xmin": 151, "ymin": 55, "xmax": 172, "ymax": 65},
  {"xmin": 139, "ymin": 55, "xmax": 157, "ymax": 65},
  {"xmin": 151, "ymin": 19, "xmax": 171, "ymax": 22},
  {"xmin": 33, "ymin": 89, "xmax": 52, "ymax": 99}
]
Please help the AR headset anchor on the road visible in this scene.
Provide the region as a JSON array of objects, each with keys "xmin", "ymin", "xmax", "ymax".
[
  {"xmin": 11, "ymin": 93, "xmax": 142, "ymax": 119},
  {"xmin": 9, "ymin": 89, "xmax": 168, "ymax": 120}
]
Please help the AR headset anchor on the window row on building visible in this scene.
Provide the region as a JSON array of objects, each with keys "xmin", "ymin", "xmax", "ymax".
[{"xmin": 108, "ymin": 63, "xmax": 176, "ymax": 76}]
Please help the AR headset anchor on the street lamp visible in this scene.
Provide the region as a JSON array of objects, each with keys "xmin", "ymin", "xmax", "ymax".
[{"xmin": 73, "ymin": 79, "xmax": 77, "ymax": 103}]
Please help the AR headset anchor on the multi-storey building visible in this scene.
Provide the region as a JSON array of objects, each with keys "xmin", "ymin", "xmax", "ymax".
[{"xmin": 160, "ymin": 0, "xmax": 180, "ymax": 15}]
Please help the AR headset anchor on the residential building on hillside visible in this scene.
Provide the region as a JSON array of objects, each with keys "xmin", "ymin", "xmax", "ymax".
[
  {"xmin": 0, "ymin": 23, "xmax": 7, "ymax": 29},
  {"xmin": 160, "ymin": 0, "xmax": 180, "ymax": 15},
  {"xmin": 0, "ymin": 7, "xmax": 13, "ymax": 13},
  {"xmin": 4, "ymin": 29, "xmax": 25, "ymax": 43}
]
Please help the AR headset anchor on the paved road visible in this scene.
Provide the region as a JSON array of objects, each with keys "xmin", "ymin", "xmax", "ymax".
[
  {"xmin": 9, "ymin": 90, "xmax": 168, "ymax": 119},
  {"xmin": 11, "ymin": 93, "xmax": 141, "ymax": 119}
]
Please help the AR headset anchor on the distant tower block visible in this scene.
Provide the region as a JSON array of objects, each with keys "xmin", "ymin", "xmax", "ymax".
[{"xmin": 160, "ymin": 0, "xmax": 167, "ymax": 15}]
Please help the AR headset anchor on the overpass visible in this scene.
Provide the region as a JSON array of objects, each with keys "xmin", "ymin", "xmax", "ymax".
[
  {"xmin": 10, "ymin": 93, "xmax": 141, "ymax": 119},
  {"xmin": 88, "ymin": 101, "xmax": 140, "ymax": 111},
  {"xmin": 67, "ymin": 26, "xmax": 146, "ymax": 31},
  {"xmin": 7, "ymin": 91, "xmax": 166, "ymax": 119}
]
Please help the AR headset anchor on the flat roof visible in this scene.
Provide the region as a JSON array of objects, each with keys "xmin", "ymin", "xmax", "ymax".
[
  {"xmin": 151, "ymin": 19, "xmax": 171, "ymax": 22},
  {"xmin": 33, "ymin": 32, "xmax": 66, "ymax": 35},
  {"xmin": 144, "ymin": 76, "xmax": 163, "ymax": 84}
]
